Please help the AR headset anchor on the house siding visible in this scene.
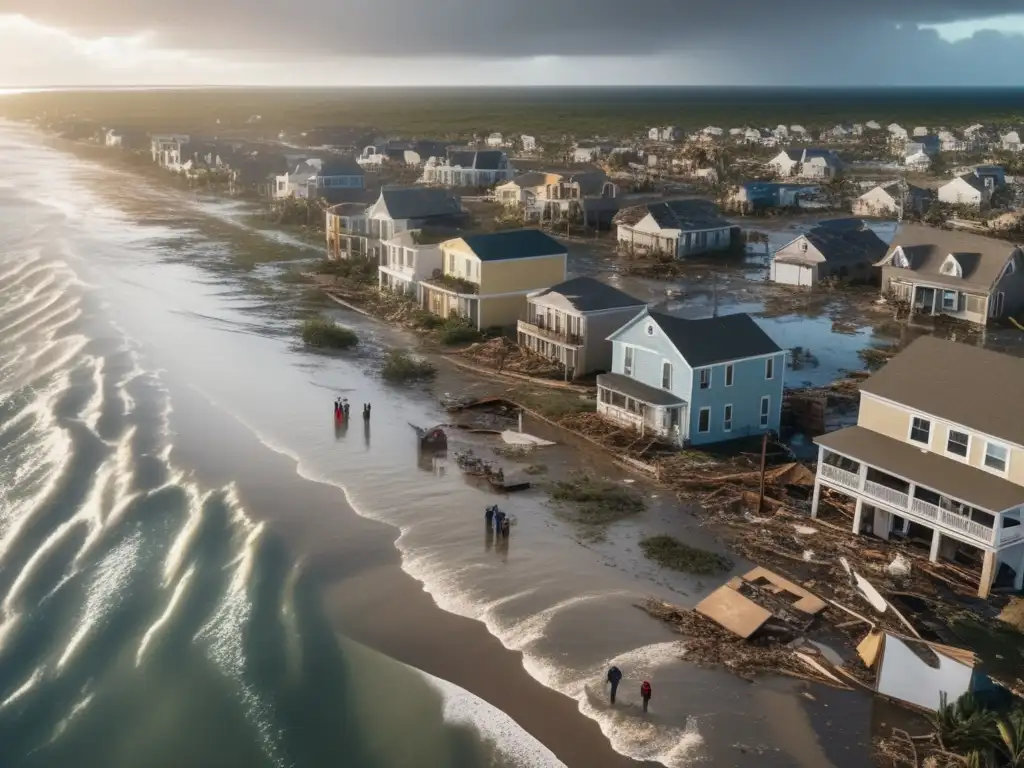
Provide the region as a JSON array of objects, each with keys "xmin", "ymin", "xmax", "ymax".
[
  {"xmin": 993, "ymin": 251, "xmax": 1024, "ymax": 320},
  {"xmin": 687, "ymin": 354, "xmax": 785, "ymax": 445},
  {"xmin": 583, "ymin": 309, "xmax": 644, "ymax": 374},
  {"xmin": 480, "ymin": 295, "xmax": 529, "ymax": 329},
  {"xmin": 477, "ymin": 254, "xmax": 567, "ymax": 295},
  {"xmin": 881, "ymin": 267, "xmax": 991, "ymax": 326},
  {"xmin": 858, "ymin": 394, "xmax": 1024, "ymax": 495}
]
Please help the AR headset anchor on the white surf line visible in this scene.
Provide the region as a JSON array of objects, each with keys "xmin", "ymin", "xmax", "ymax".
[
  {"xmin": 162, "ymin": 481, "xmax": 209, "ymax": 587},
  {"xmin": 0, "ymin": 666, "xmax": 44, "ymax": 710},
  {"xmin": 135, "ymin": 564, "xmax": 195, "ymax": 667}
]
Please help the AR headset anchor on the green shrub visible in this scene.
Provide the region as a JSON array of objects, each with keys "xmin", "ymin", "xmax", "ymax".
[
  {"xmin": 411, "ymin": 310, "xmax": 445, "ymax": 330},
  {"xmin": 639, "ymin": 535, "xmax": 733, "ymax": 575},
  {"xmin": 381, "ymin": 350, "xmax": 436, "ymax": 382},
  {"xmin": 439, "ymin": 317, "xmax": 483, "ymax": 345},
  {"xmin": 301, "ymin": 318, "xmax": 358, "ymax": 349}
]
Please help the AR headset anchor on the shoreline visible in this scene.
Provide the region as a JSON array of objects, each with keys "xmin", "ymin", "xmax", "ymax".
[{"xmin": 164, "ymin": 370, "xmax": 654, "ymax": 768}]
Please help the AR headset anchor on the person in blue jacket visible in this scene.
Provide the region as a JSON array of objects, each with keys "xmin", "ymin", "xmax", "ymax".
[{"xmin": 606, "ymin": 666, "xmax": 623, "ymax": 704}]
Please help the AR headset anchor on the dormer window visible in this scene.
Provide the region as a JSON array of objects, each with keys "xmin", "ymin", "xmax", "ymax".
[
  {"xmin": 892, "ymin": 247, "xmax": 909, "ymax": 269},
  {"xmin": 1004, "ymin": 257, "xmax": 1017, "ymax": 278},
  {"xmin": 940, "ymin": 254, "xmax": 963, "ymax": 278}
]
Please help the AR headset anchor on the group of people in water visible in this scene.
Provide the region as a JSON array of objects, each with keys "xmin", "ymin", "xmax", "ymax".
[
  {"xmin": 334, "ymin": 398, "xmax": 371, "ymax": 423},
  {"xmin": 484, "ymin": 505, "xmax": 511, "ymax": 538},
  {"xmin": 606, "ymin": 666, "xmax": 653, "ymax": 713}
]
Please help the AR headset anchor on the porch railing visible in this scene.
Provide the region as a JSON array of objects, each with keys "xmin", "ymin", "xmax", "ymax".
[
  {"xmin": 820, "ymin": 463, "xmax": 859, "ymax": 489},
  {"xmin": 517, "ymin": 320, "xmax": 584, "ymax": 346},
  {"xmin": 864, "ymin": 480, "xmax": 909, "ymax": 510},
  {"xmin": 939, "ymin": 509, "xmax": 994, "ymax": 545},
  {"xmin": 910, "ymin": 496, "xmax": 940, "ymax": 522}
]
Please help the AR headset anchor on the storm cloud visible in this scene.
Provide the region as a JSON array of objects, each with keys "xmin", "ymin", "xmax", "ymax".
[{"xmin": 2, "ymin": 1, "xmax": 1024, "ymax": 84}]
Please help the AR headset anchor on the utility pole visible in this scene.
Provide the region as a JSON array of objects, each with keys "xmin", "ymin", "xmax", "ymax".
[{"xmin": 757, "ymin": 433, "xmax": 768, "ymax": 515}]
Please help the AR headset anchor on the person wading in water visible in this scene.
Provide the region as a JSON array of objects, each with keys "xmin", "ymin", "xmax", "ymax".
[
  {"xmin": 606, "ymin": 666, "xmax": 623, "ymax": 704},
  {"xmin": 640, "ymin": 680, "xmax": 652, "ymax": 713}
]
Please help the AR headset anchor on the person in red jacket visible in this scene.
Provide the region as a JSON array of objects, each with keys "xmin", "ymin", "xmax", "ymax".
[{"xmin": 640, "ymin": 681, "xmax": 652, "ymax": 713}]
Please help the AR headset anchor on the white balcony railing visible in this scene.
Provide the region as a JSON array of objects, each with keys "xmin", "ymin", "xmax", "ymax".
[
  {"xmin": 910, "ymin": 496, "xmax": 940, "ymax": 522},
  {"xmin": 864, "ymin": 480, "xmax": 909, "ymax": 510},
  {"xmin": 819, "ymin": 463, "xmax": 859, "ymax": 489},
  {"xmin": 939, "ymin": 509, "xmax": 995, "ymax": 545}
]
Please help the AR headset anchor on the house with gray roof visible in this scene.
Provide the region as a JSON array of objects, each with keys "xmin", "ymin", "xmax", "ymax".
[
  {"xmin": 769, "ymin": 148, "xmax": 843, "ymax": 180},
  {"xmin": 615, "ymin": 199, "xmax": 736, "ymax": 258},
  {"xmin": 420, "ymin": 149, "xmax": 514, "ymax": 188},
  {"xmin": 597, "ymin": 309, "xmax": 785, "ymax": 446},
  {"xmin": 770, "ymin": 219, "xmax": 889, "ymax": 287},
  {"xmin": 517, "ymin": 276, "xmax": 647, "ymax": 378},
  {"xmin": 938, "ymin": 172, "xmax": 997, "ymax": 208},
  {"xmin": 811, "ymin": 336, "xmax": 1024, "ymax": 598},
  {"xmin": 324, "ymin": 186, "xmax": 466, "ymax": 260},
  {"xmin": 495, "ymin": 169, "xmax": 620, "ymax": 224},
  {"xmin": 875, "ymin": 224, "xmax": 1024, "ymax": 325}
]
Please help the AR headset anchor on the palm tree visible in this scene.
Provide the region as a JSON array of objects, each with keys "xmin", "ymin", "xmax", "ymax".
[{"xmin": 995, "ymin": 711, "xmax": 1024, "ymax": 767}]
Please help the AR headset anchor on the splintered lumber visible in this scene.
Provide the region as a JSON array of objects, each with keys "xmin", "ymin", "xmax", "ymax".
[{"xmin": 694, "ymin": 586, "xmax": 771, "ymax": 638}]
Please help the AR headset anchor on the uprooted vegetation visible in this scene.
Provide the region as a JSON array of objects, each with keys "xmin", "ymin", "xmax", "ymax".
[
  {"xmin": 381, "ymin": 350, "xmax": 436, "ymax": 382},
  {"xmin": 300, "ymin": 317, "xmax": 358, "ymax": 349},
  {"xmin": 456, "ymin": 337, "xmax": 563, "ymax": 377},
  {"xmin": 640, "ymin": 535, "xmax": 733, "ymax": 575},
  {"xmin": 547, "ymin": 472, "xmax": 644, "ymax": 525}
]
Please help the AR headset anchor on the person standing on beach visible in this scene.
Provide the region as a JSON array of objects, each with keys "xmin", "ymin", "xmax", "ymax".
[
  {"xmin": 485, "ymin": 506, "xmax": 495, "ymax": 527},
  {"xmin": 606, "ymin": 666, "xmax": 622, "ymax": 704},
  {"xmin": 640, "ymin": 680, "xmax": 652, "ymax": 713},
  {"xmin": 343, "ymin": 400, "xmax": 350, "ymax": 421}
]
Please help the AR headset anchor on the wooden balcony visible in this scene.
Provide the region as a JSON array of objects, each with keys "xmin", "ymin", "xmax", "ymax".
[{"xmin": 517, "ymin": 319, "xmax": 584, "ymax": 347}]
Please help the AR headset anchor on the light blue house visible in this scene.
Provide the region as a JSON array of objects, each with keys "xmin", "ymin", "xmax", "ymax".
[{"xmin": 596, "ymin": 309, "xmax": 785, "ymax": 446}]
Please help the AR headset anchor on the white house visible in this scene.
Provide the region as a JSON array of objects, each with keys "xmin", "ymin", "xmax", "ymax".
[
  {"xmin": 572, "ymin": 143, "xmax": 602, "ymax": 163},
  {"xmin": 615, "ymin": 199, "xmax": 735, "ymax": 258},
  {"xmin": 597, "ymin": 310, "xmax": 785, "ymax": 447},
  {"xmin": 378, "ymin": 229, "xmax": 447, "ymax": 296},
  {"xmin": 769, "ymin": 148, "xmax": 842, "ymax": 180},
  {"xmin": 770, "ymin": 219, "xmax": 888, "ymax": 287},
  {"xmin": 938, "ymin": 173, "xmax": 996, "ymax": 208},
  {"xmin": 904, "ymin": 151, "xmax": 932, "ymax": 170},
  {"xmin": 274, "ymin": 159, "xmax": 322, "ymax": 199},
  {"xmin": 150, "ymin": 134, "xmax": 190, "ymax": 170},
  {"xmin": 912, "ymin": 126, "xmax": 930, "ymax": 137},
  {"xmin": 421, "ymin": 150, "xmax": 514, "ymax": 188},
  {"xmin": 888, "ymin": 124, "xmax": 909, "ymax": 140},
  {"xmin": 521, "ymin": 135, "xmax": 537, "ymax": 153},
  {"xmin": 853, "ymin": 181, "xmax": 932, "ymax": 219},
  {"xmin": 486, "ymin": 133, "xmax": 504, "ymax": 148},
  {"xmin": 1001, "ymin": 131, "xmax": 1022, "ymax": 153},
  {"xmin": 790, "ymin": 125, "xmax": 809, "ymax": 138},
  {"xmin": 358, "ymin": 145, "xmax": 387, "ymax": 168},
  {"xmin": 649, "ymin": 126, "xmax": 682, "ymax": 142},
  {"xmin": 105, "ymin": 129, "xmax": 124, "ymax": 148},
  {"xmin": 702, "ymin": 126, "xmax": 725, "ymax": 137},
  {"xmin": 865, "ymin": 120, "xmax": 882, "ymax": 130}
]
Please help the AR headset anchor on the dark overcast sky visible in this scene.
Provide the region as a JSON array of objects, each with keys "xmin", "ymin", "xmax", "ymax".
[{"xmin": 1, "ymin": 2, "xmax": 1024, "ymax": 85}]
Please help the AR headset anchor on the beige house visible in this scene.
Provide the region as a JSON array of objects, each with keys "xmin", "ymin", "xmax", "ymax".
[
  {"xmin": 495, "ymin": 170, "xmax": 619, "ymax": 223},
  {"xmin": 517, "ymin": 276, "xmax": 647, "ymax": 378},
  {"xmin": 852, "ymin": 181, "xmax": 932, "ymax": 219},
  {"xmin": 876, "ymin": 225, "xmax": 1024, "ymax": 326},
  {"xmin": 811, "ymin": 337, "xmax": 1024, "ymax": 597},
  {"xmin": 418, "ymin": 229, "xmax": 567, "ymax": 330}
]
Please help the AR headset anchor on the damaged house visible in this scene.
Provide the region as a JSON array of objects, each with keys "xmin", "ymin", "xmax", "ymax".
[
  {"xmin": 495, "ymin": 170, "xmax": 620, "ymax": 226},
  {"xmin": 770, "ymin": 219, "xmax": 889, "ymax": 287},
  {"xmin": 597, "ymin": 310, "xmax": 785, "ymax": 447},
  {"xmin": 615, "ymin": 199, "xmax": 737, "ymax": 258},
  {"xmin": 811, "ymin": 336, "xmax": 1024, "ymax": 597},
  {"xmin": 876, "ymin": 225, "xmax": 1024, "ymax": 326}
]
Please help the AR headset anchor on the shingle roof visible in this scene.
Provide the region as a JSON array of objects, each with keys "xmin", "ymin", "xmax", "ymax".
[
  {"xmin": 647, "ymin": 311, "xmax": 782, "ymax": 367},
  {"xmin": 797, "ymin": 220, "xmax": 889, "ymax": 265},
  {"xmin": 597, "ymin": 372, "xmax": 686, "ymax": 406},
  {"xmin": 318, "ymin": 156, "xmax": 364, "ymax": 176},
  {"xmin": 616, "ymin": 199, "xmax": 730, "ymax": 232},
  {"xmin": 460, "ymin": 229, "xmax": 566, "ymax": 262},
  {"xmin": 379, "ymin": 187, "xmax": 463, "ymax": 220},
  {"xmin": 859, "ymin": 336, "xmax": 1024, "ymax": 448},
  {"xmin": 446, "ymin": 149, "xmax": 506, "ymax": 170},
  {"xmin": 879, "ymin": 224, "xmax": 1018, "ymax": 291},
  {"xmin": 952, "ymin": 173, "xmax": 989, "ymax": 193},
  {"xmin": 815, "ymin": 426, "xmax": 1024, "ymax": 512},
  {"xmin": 507, "ymin": 171, "xmax": 549, "ymax": 188},
  {"xmin": 531, "ymin": 276, "xmax": 646, "ymax": 313}
]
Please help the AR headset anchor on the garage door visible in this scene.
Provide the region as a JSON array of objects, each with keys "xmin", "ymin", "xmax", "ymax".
[{"xmin": 772, "ymin": 261, "xmax": 814, "ymax": 287}]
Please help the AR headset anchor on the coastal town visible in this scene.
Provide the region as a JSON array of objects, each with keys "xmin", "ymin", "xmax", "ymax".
[{"xmin": 31, "ymin": 107, "xmax": 1024, "ymax": 767}]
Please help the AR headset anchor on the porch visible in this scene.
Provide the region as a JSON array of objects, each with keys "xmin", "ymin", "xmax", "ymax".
[
  {"xmin": 378, "ymin": 265, "xmax": 416, "ymax": 296},
  {"xmin": 596, "ymin": 372, "xmax": 687, "ymax": 444},
  {"xmin": 812, "ymin": 426, "xmax": 1024, "ymax": 597},
  {"xmin": 417, "ymin": 282, "xmax": 480, "ymax": 328},
  {"xmin": 517, "ymin": 321, "xmax": 583, "ymax": 378}
]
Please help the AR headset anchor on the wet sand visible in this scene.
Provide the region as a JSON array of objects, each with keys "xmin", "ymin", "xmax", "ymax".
[{"xmin": 167, "ymin": 378, "xmax": 653, "ymax": 768}]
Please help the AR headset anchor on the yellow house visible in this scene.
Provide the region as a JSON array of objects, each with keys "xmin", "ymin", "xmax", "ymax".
[
  {"xmin": 810, "ymin": 336, "xmax": 1024, "ymax": 598},
  {"xmin": 417, "ymin": 229, "xmax": 567, "ymax": 330}
]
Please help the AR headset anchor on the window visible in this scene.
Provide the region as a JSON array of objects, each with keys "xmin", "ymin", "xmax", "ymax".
[
  {"xmin": 765, "ymin": 357, "xmax": 775, "ymax": 380},
  {"xmin": 623, "ymin": 347, "xmax": 634, "ymax": 377},
  {"xmin": 910, "ymin": 417, "xmax": 931, "ymax": 445},
  {"xmin": 942, "ymin": 290, "xmax": 959, "ymax": 311},
  {"xmin": 1004, "ymin": 259, "xmax": 1016, "ymax": 277},
  {"xmin": 699, "ymin": 369, "xmax": 711, "ymax": 389},
  {"xmin": 662, "ymin": 362, "xmax": 672, "ymax": 390},
  {"xmin": 725, "ymin": 364, "xmax": 734, "ymax": 387},
  {"xmin": 723, "ymin": 404, "xmax": 733, "ymax": 432},
  {"xmin": 946, "ymin": 429, "xmax": 969, "ymax": 458},
  {"xmin": 985, "ymin": 441, "xmax": 1009, "ymax": 472},
  {"xmin": 760, "ymin": 396, "xmax": 770, "ymax": 427},
  {"xmin": 698, "ymin": 407, "xmax": 711, "ymax": 433}
]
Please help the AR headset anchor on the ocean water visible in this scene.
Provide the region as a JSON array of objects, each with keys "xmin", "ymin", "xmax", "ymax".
[{"xmin": 0, "ymin": 122, "xmax": 871, "ymax": 768}]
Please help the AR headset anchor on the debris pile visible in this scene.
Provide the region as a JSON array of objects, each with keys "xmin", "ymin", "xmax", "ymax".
[
  {"xmin": 782, "ymin": 377, "xmax": 862, "ymax": 436},
  {"xmin": 456, "ymin": 338, "xmax": 564, "ymax": 378}
]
